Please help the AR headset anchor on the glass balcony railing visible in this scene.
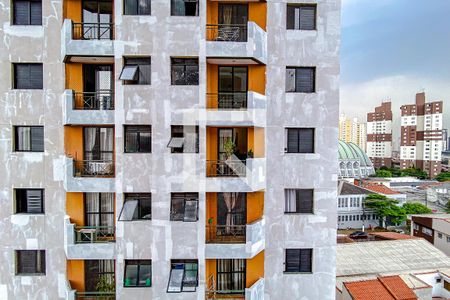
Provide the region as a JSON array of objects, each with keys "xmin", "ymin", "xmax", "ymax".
[{"xmin": 206, "ymin": 24, "xmax": 248, "ymax": 42}]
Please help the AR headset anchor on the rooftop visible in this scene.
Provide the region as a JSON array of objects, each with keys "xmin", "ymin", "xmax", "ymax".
[
  {"xmin": 336, "ymin": 239, "xmax": 450, "ymax": 277},
  {"xmin": 369, "ymin": 232, "xmax": 416, "ymax": 241},
  {"xmin": 338, "ymin": 181, "xmax": 374, "ymax": 196},
  {"xmin": 338, "ymin": 140, "xmax": 373, "ymax": 167},
  {"xmin": 343, "ymin": 276, "xmax": 417, "ymax": 300},
  {"xmin": 410, "ymin": 214, "xmax": 450, "ymax": 221},
  {"xmin": 363, "ymin": 183, "xmax": 402, "ymax": 195}
]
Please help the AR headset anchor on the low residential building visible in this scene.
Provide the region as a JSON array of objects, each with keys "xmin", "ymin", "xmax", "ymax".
[
  {"xmin": 358, "ymin": 181, "xmax": 407, "ymax": 205},
  {"xmin": 339, "ymin": 275, "xmax": 418, "ymax": 300},
  {"xmin": 337, "ymin": 181, "xmax": 378, "ymax": 229},
  {"xmin": 336, "ymin": 239, "xmax": 450, "ymax": 299},
  {"xmin": 410, "ymin": 214, "xmax": 450, "ymax": 256}
]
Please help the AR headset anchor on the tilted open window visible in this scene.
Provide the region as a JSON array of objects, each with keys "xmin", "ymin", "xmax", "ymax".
[
  {"xmin": 119, "ymin": 193, "xmax": 151, "ymax": 221},
  {"xmin": 120, "ymin": 57, "xmax": 151, "ymax": 85},
  {"xmin": 167, "ymin": 260, "xmax": 198, "ymax": 293},
  {"xmin": 170, "ymin": 193, "xmax": 199, "ymax": 222},
  {"xmin": 168, "ymin": 125, "xmax": 199, "ymax": 153}
]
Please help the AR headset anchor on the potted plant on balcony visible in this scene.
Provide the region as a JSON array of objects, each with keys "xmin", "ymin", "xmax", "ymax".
[
  {"xmin": 223, "ymin": 138, "xmax": 235, "ymax": 160},
  {"xmin": 95, "ymin": 275, "xmax": 115, "ymax": 299},
  {"xmin": 247, "ymin": 149, "xmax": 254, "ymax": 159}
]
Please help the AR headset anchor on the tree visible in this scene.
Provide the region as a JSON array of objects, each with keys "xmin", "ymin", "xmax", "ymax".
[
  {"xmin": 403, "ymin": 202, "xmax": 432, "ymax": 215},
  {"xmin": 436, "ymin": 172, "xmax": 450, "ymax": 182},
  {"xmin": 400, "ymin": 168, "xmax": 428, "ymax": 180},
  {"xmin": 445, "ymin": 201, "xmax": 450, "ymax": 213},
  {"xmin": 364, "ymin": 194, "xmax": 404, "ymax": 227},
  {"xmin": 375, "ymin": 169, "xmax": 392, "ymax": 177}
]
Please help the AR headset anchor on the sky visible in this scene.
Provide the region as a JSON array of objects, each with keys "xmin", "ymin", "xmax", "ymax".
[{"xmin": 340, "ymin": 0, "xmax": 450, "ymax": 148}]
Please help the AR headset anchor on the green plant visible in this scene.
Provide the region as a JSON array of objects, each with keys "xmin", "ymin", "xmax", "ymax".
[
  {"xmin": 223, "ymin": 138, "xmax": 235, "ymax": 159},
  {"xmin": 403, "ymin": 202, "xmax": 432, "ymax": 215},
  {"xmin": 247, "ymin": 149, "xmax": 254, "ymax": 158},
  {"xmin": 96, "ymin": 275, "xmax": 115, "ymax": 294},
  {"xmin": 436, "ymin": 172, "xmax": 450, "ymax": 182}
]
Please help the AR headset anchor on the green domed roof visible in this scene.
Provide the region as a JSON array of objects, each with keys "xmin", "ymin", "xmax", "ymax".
[{"xmin": 338, "ymin": 140, "xmax": 372, "ymax": 167}]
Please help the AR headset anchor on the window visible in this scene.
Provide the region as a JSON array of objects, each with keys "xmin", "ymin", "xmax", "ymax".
[
  {"xmin": 16, "ymin": 250, "xmax": 45, "ymax": 275},
  {"xmin": 286, "ymin": 67, "xmax": 315, "ymax": 93},
  {"xmin": 171, "ymin": 0, "xmax": 198, "ymax": 16},
  {"xmin": 120, "ymin": 57, "xmax": 151, "ymax": 85},
  {"xmin": 124, "ymin": 125, "xmax": 151, "ymax": 153},
  {"xmin": 167, "ymin": 260, "xmax": 198, "ymax": 293},
  {"xmin": 168, "ymin": 126, "xmax": 199, "ymax": 153},
  {"xmin": 13, "ymin": 63, "xmax": 43, "ymax": 89},
  {"xmin": 124, "ymin": 0, "xmax": 151, "ymax": 15},
  {"xmin": 287, "ymin": 4, "xmax": 316, "ymax": 30},
  {"xmin": 15, "ymin": 189, "xmax": 44, "ymax": 214},
  {"xmin": 447, "ymin": 237, "xmax": 450, "ymax": 243},
  {"xmin": 286, "ymin": 128, "xmax": 315, "ymax": 153},
  {"xmin": 171, "ymin": 58, "xmax": 199, "ymax": 85},
  {"xmin": 284, "ymin": 189, "xmax": 313, "ymax": 214},
  {"xmin": 422, "ymin": 227, "xmax": 432, "ymax": 236},
  {"xmin": 438, "ymin": 233, "xmax": 443, "ymax": 239},
  {"xmin": 14, "ymin": 126, "xmax": 44, "ymax": 152},
  {"xmin": 170, "ymin": 193, "xmax": 199, "ymax": 222},
  {"xmin": 119, "ymin": 193, "xmax": 151, "ymax": 221},
  {"xmin": 285, "ymin": 249, "xmax": 312, "ymax": 273},
  {"xmin": 13, "ymin": 0, "xmax": 42, "ymax": 25},
  {"xmin": 124, "ymin": 260, "xmax": 152, "ymax": 287}
]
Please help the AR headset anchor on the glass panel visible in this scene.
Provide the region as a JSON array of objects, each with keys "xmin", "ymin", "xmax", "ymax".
[
  {"xmin": 285, "ymin": 68, "xmax": 296, "ymax": 92},
  {"xmin": 118, "ymin": 200, "xmax": 139, "ymax": 221},
  {"xmin": 233, "ymin": 68, "xmax": 247, "ymax": 92},
  {"xmin": 119, "ymin": 65, "xmax": 138, "ymax": 81},
  {"xmin": 124, "ymin": 264, "xmax": 138, "ymax": 286},
  {"xmin": 183, "ymin": 200, "xmax": 198, "ymax": 222},
  {"xmin": 167, "ymin": 268, "xmax": 184, "ymax": 293},
  {"xmin": 168, "ymin": 137, "xmax": 184, "ymax": 148},
  {"xmin": 138, "ymin": 264, "xmax": 152, "ymax": 286},
  {"xmin": 139, "ymin": 198, "xmax": 152, "ymax": 219},
  {"xmin": 219, "ymin": 67, "xmax": 233, "ymax": 92}
]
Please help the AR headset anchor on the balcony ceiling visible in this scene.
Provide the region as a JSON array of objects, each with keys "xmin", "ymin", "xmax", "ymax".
[
  {"xmin": 66, "ymin": 56, "xmax": 114, "ymax": 64},
  {"xmin": 207, "ymin": 57, "xmax": 260, "ymax": 65}
]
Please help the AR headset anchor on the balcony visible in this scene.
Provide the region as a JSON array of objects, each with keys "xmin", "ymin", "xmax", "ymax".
[
  {"xmin": 63, "ymin": 90, "xmax": 114, "ymax": 125},
  {"xmin": 245, "ymin": 278, "xmax": 264, "ymax": 300},
  {"xmin": 64, "ymin": 157, "xmax": 115, "ymax": 192},
  {"xmin": 62, "ymin": 19, "xmax": 114, "ymax": 62},
  {"xmin": 205, "ymin": 218, "xmax": 265, "ymax": 259},
  {"xmin": 64, "ymin": 217, "xmax": 115, "ymax": 260},
  {"xmin": 206, "ymin": 21, "xmax": 267, "ymax": 65},
  {"xmin": 205, "ymin": 158, "xmax": 266, "ymax": 192},
  {"xmin": 206, "ymin": 91, "xmax": 266, "ymax": 127}
]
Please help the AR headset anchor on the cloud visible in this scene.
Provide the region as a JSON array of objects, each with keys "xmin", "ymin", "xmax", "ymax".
[{"xmin": 340, "ymin": 75, "xmax": 450, "ymax": 149}]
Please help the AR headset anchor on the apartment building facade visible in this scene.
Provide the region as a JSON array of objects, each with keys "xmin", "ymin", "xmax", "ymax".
[
  {"xmin": 410, "ymin": 214, "xmax": 450, "ymax": 257},
  {"xmin": 339, "ymin": 114, "xmax": 367, "ymax": 151},
  {"xmin": 400, "ymin": 92, "xmax": 443, "ymax": 178},
  {"xmin": 366, "ymin": 102, "xmax": 393, "ymax": 169},
  {"xmin": 0, "ymin": 0, "xmax": 340, "ymax": 299}
]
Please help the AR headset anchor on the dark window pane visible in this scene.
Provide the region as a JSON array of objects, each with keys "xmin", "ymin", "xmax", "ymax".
[
  {"xmin": 171, "ymin": 0, "xmax": 198, "ymax": 16},
  {"xmin": 286, "ymin": 5, "xmax": 295, "ymax": 29},
  {"xmin": 171, "ymin": 58, "xmax": 199, "ymax": 85},
  {"xmin": 299, "ymin": 6, "xmax": 316, "ymax": 30},
  {"xmin": 297, "ymin": 189, "xmax": 313, "ymax": 214},
  {"xmin": 124, "ymin": 0, "xmax": 151, "ymax": 15},
  {"xmin": 14, "ymin": 64, "xmax": 43, "ymax": 89},
  {"xmin": 124, "ymin": 126, "xmax": 151, "ymax": 153},
  {"xmin": 14, "ymin": 1, "xmax": 30, "ymax": 25},
  {"xmin": 14, "ymin": 126, "xmax": 44, "ymax": 152},
  {"xmin": 30, "ymin": 1, "xmax": 42, "ymax": 25},
  {"xmin": 121, "ymin": 58, "xmax": 151, "ymax": 85},
  {"xmin": 296, "ymin": 67, "xmax": 315, "ymax": 93},
  {"xmin": 287, "ymin": 128, "xmax": 299, "ymax": 153},
  {"xmin": 299, "ymin": 128, "xmax": 314, "ymax": 153},
  {"xmin": 138, "ymin": 264, "xmax": 152, "ymax": 286},
  {"xmin": 31, "ymin": 127, "xmax": 44, "ymax": 152},
  {"xmin": 16, "ymin": 250, "xmax": 45, "ymax": 275},
  {"xmin": 124, "ymin": 264, "xmax": 138, "ymax": 286},
  {"xmin": 285, "ymin": 249, "xmax": 312, "ymax": 273}
]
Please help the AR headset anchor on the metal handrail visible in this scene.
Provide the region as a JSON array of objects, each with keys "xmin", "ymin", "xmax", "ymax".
[
  {"xmin": 74, "ymin": 226, "xmax": 116, "ymax": 243},
  {"xmin": 72, "ymin": 22, "xmax": 114, "ymax": 40},
  {"xmin": 73, "ymin": 160, "xmax": 115, "ymax": 177},
  {"xmin": 206, "ymin": 224, "xmax": 246, "ymax": 243},
  {"xmin": 206, "ymin": 159, "xmax": 247, "ymax": 177},
  {"xmin": 206, "ymin": 24, "xmax": 248, "ymax": 42},
  {"xmin": 207, "ymin": 92, "xmax": 248, "ymax": 109},
  {"xmin": 73, "ymin": 92, "xmax": 114, "ymax": 110},
  {"xmin": 75, "ymin": 291, "xmax": 115, "ymax": 299}
]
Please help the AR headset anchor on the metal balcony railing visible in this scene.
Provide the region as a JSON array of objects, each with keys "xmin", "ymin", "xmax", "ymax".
[
  {"xmin": 74, "ymin": 226, "xmax": 115, "ymax": 243},
  {"xmin": 72, "ymin": 23, "xmax": 114, "ymax": 40},
  {"xmin": 73, "ymin": 92, "xmax": 114, "ymax": 110},
  {"xmin": 206, "ymin": 224, "xmax": 246, "ymax": 243},
  {"xmin": 206, "ymin": 24, "xmax": 248, "ymax": 42},
  {"xmin": 73, "ymin": 160, "xmax": 115, "ymax": 177},
  {"xmin": 75, "ymin": 291, "xmax": 115, "ymax": 300},
  {"xmin": 206, "ymin": 159, "xmax": 246, "ymax": 177},
  {"xmin": 207, "ymin": 92, "xmax": 248, "ymax": 109}
]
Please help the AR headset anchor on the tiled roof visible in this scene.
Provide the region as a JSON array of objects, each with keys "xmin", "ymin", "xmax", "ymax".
[
  {"xmin": 369, "ymin": 232, "xmax": 416, "ymax": 240},
  {"xmin": 363, "ymin": 184, "xmax": 401, "ymax": 195},
  {"xmin": 338, "ymin": 181, "xmax": 374, "ymax": 196},
  {"xmin": 344, "ymin": 276, "xmax": 417, "ymax": 300}
]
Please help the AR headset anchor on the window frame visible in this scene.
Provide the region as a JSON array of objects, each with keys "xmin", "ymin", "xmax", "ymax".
[
  {"xmin": 167, "ymin": 259, "xmax": 199, "ymax": 293},
  {"xmin": 168, "ymin": 125, "xmax": 199, "ymax": 154},
  {"xmin": 286, "ymin": 4, "xmax": 317, "ymax": 31},
  {"xmin": 119, "ymin": 193, "xmax": 152, "ymax": 221},
  {"xmin": 124, "ymin": 125, "xmax": 152, "ymax": 153},
  {"xmin": 15, "ymin": 250, "xmax": 46, "ymax": 275},
  {"xmin": 286, "ymin": 128, "xmax": 315, "ymax": 154},
  {"xmin": 286, "ymin": 66, "xmax": 316, "ymax": 93},
  {"xmin": 120, "ymin": 57, "xmax": 151, "ymax": 85},
  {"xmin": 13, "ymin": 63, "xmax": 43, "ymax": 89},
  {"xmin": 170, "ymin": 193, "xmax": 199, "ymax": 222},
  {"xmin": 171, "ymin": 0, "xmax": 199, "ymax": 16},
  {"xmin": 170, "ymin": 58, "xmax": 199, "ymax": 86},
  {"xmin": 15, "ymin": 188, "xmax": 44, "ymax": 214},
  {"xmin": 13, "ymin": 126, "xmax": 44, "ymax": 152},
  {"xmin": 284, "ymin": 248, "xmax": 313, "ymax": 274},
  {"xmin": 124, "ymin": 260, "xmax": 152, "ymax": 288},
  {"xmin": 123, "ymin": 0, "xmax": 151, "ymax": 15},
  {"xmin": 12, "ymin": 0, "xmax": 42, "ymax": 26},
  {"xmin": 284, "ymin": 189, "xmax": 314, "ymax": 214}
]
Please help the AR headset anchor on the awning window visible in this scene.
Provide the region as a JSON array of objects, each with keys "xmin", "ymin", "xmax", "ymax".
[
  {"xmin": 167, "ymin": 137, "xmax": 184, "ymax": 148},
  {"xmin": 118, "ymin": 199, "xmax": 139, "ymax": 221},
  {"xmin": 119, "ymin": 65, "xmax": 139, "ymax": 81}
]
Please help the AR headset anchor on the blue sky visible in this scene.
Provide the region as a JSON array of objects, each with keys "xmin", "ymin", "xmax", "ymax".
[{"xmin": 340, "ymin": 0, "xmax": 450, "ymax": 145}]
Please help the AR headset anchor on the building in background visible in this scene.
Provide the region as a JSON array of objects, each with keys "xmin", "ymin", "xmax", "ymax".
[
  {"xmin": 400, "ymin": 92, "xmax": 443, "ymax": 178},
  {"xmin": 0, "ymin": 0, "xmax": 341, "ymax": 299},
  {"xmin": 366, "ymin": 102, "xmax": 393, "ymax": 169},
  {"xmin": 338, "ymin": 141, "xmax": 375, "ymax": 179},
  {"xmin": 443, "ymin": 129, "xmax": 448, "ymax": 151},
  {"xmin": 339, "ymin": 114, "xmax": 367, "ymax": 151},
  {"xmin": 410, "ymin": 214, "xmax": 450, "ymax": 256}
]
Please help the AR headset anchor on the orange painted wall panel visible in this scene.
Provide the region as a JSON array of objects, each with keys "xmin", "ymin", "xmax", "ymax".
[
  {"xmin": 247, "ymin": 192, "xmax": 264, "ymax": 223},
  {"xmin": 65, "ymin": 63, "xmax": 83, "ymax": 91},
  {"xmin": 253, "ymin": 127, "xmax": 265, "ymax": 157},
  {"xmin": 64, "ymin": 0, "xmax": 82, "ymax": 22},
  {"xmin": 67, "ymin": 260, "xmax": 85, "ymax": 291},
  {"xmin": 64, "ymin": 126, "xmax": 83, "ymax": 160},
  {"xmin": 248, "ymin": 3, "xmax": 267, "ymax": 30},
  {"xmin": 248, "ymin": 65, "xmax": 266, "ymax": 95},
  {"xmin": 246, "ymin": 250, "xmax": 264, "ymax": 288},
  {"xmin": 66, "ymin": 192, "xmax": 84, "ymax": 225}
]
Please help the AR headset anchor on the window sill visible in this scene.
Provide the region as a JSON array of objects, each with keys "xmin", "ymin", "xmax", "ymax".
[
  {"xmin": 123, "ymin": 285, "xmax": 152, "ymax": 288},
  {"xmin": 284, "ymin": 212, "xmax": 314, "ymax": 215},
  {"xmin": 15, "ymin": 273, "xmax": 46, "ymax": 276},
  {"xmin": 285, "ymin": 91, "xmax": 317, "ymax": 94},
  {"xmin": 14, "ymin": 213, "xmax": 45, "ymax": 216},
  {"xmin": 283, "ymin": 271, "xmax": 313, "ymax": 275}
]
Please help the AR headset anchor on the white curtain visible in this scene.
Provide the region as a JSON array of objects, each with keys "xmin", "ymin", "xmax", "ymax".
[
  {"xmin": 285, "ymin": 189, "xmax": 297, "ymax": 212},
  {"xmin": 85, "ymin": 193, "xmax": 100, "ymax": 226},
  {"xmin": 85, "ymin": 128, "xmax": 97, "ymax": 161},
  {"xmin": 99, "ymin": 128, "xmax": 113, "ymax": 160},
  {"xmin": 223, "ymin": 193, "xmax": 237, "ymax": 231},
  {"xmin": 18, "ymin": 127, "xmax": 31, "ymax": 151}
]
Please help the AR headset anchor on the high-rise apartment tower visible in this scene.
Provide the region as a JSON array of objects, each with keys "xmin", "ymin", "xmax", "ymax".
[
  {"xmin": 0, "ymin": 0, "xmax": 341, "ymax": 299},
  {"xmin": 366, "ymin": 102, "xmax": 393, "ymax": 168}
]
